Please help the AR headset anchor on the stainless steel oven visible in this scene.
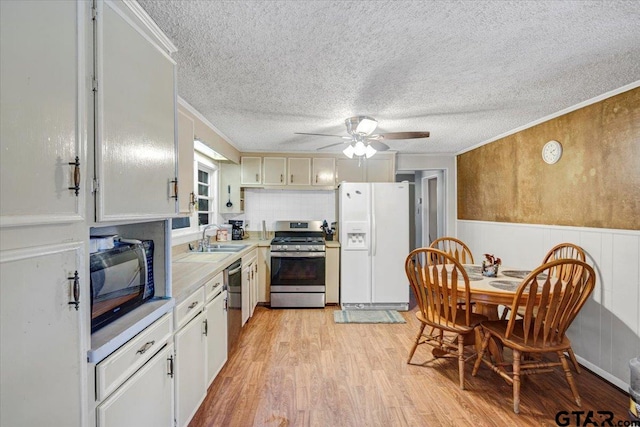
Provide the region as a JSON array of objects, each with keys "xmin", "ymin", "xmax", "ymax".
[{"xmin": 270, "ymin": 221, "xmax": 326, "ymax": 308}]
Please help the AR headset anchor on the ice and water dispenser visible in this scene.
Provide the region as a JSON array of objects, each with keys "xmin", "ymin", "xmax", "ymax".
[{"xmin": 343, "ymin": 222, "xmax": 368, "ymax": 250}]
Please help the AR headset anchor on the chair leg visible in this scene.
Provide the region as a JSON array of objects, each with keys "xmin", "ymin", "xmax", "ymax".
[
  {"xmin": 458, "ymin": 334, "xmax": 465, "ymax": 390},
  {"xmin": 567, "ymin": 348, "xmax": 581, "ymax": 374},
  {"xmin": 558, "ymin": 351, "xmax": 581, "ymax": 407},
  {"xmin": 472, "ymin": 330, "xmax": 491, "ymax": 376},
  {"xmin": 500, "ymin": 306, "xmax": 510, "ymax": 320},
  {"xmin": 513, "ymin": 349, "xmax": 521, "ymax": 414},
  {"xmin": 407, "ymin": 323, "xmax": 426, "ymax": 363}
]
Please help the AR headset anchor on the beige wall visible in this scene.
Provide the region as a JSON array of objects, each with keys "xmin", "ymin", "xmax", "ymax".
[{"xmin": 457, "ymin": 87, "xmax": 640, "ymax": 230}]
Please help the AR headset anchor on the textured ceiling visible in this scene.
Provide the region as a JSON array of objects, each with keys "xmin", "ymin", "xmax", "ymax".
[{"xmin": 137, "ymin": 0, "xmax": 640, "ymax": 155}]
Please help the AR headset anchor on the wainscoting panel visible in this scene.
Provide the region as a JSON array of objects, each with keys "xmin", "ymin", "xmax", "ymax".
[{"xmin": 458, "ymin": 219, "xmax": 640, "ymax": 389}]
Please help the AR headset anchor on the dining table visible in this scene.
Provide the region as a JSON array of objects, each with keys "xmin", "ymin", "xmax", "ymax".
[{"xmin": 457, "ymin": 264, "xmax": 555, "ymax": 363}]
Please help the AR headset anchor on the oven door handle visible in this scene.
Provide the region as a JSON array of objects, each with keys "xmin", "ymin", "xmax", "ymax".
[
  {"xmin": 227, "ymin": 266, "xmax": 242, "ymax": 275},
  {"xmin": 270, "ymin": 252, "xmax": 325, "ymax": 258}
]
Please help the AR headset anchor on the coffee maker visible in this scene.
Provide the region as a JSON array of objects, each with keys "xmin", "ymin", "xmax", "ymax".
[{"xmin": 228, "ymin": 220, "xmax": 245, "ymax": 240}]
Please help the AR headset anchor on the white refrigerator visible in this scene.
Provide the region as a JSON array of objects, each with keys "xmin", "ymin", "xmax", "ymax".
[{"xmin": 338, "ymin": 182, "xmax": 410, "ymax": 310}]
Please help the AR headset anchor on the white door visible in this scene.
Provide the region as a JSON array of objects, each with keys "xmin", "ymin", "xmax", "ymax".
[
  {"xmin": 263, "ymin": 157, "xmax": 286, "ymax": 185},
  {"xmin": 97, "ymin": 343, "xmax": 174, "ymax": 427},
  {"xmin": 339, "ymin": 183, "xmax": 371, "ymax": 305},
  {"xmin": 174, "ymin": 312, "xmax": 206, "ymax": 427},
  {"xmin": 371, "ymin": 183, "xmax": 410, "ymax": 304},
  {"xmin": 96, "ymin": 0, "xmax": 177, "ymax": 221},
  {"xmin": 1, "ymin": 242, "xmax": 87, "ymax": 427},
  {"xmin": 0, "ymin": 0, "xmax": 86, "ymax": 227},
  {"xmin": 205, "ymin": 291, "xmax": 228, "ymax": 387}
]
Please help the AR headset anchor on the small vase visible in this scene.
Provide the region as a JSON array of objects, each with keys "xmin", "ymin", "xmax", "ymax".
[{"xmin": 482, "ymin": 262, "xmax": 499, "ymax": 277}]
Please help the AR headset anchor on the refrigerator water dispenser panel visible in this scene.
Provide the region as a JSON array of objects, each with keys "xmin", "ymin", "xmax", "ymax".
[{"xmin": 344, "ymin": 222, "xmax": 368, "ymax": 250}]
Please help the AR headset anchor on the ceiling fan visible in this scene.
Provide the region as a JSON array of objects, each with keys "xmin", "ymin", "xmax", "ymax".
[{"xmin": 295, "ymin": 116, "xmax": 430, "ymax": 158}]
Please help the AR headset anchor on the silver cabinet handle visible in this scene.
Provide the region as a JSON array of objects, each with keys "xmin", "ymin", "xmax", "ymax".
[
  {"xmin": 255, "ymin": 173, "xmax": 259, "ymax": 182},
  {"xmin": 290, "ymin": 174, "xmax": 293, "ymax": 183},
  {"xmin": 187, "ymin": 301, "xmax": 199, "ymax": 310},
  {"xmin": 167, "ymin": 354, "xmax": 174, "ymax": 378},
  {"xmin": 136, "ymin": 340, "xmax": 155, "ymax": 355},
  {"xmin": 315, "ymin": 174, "xmax": 318, "ymax": 183},
  {"xmin": 203, "ymin": 319, "xmax": 208, "ymax": 336},
  {"xmin": 68, "ymin": 271, "xmax": 80, "ymax": 310},
  {"xmin": 280, "ymin": 174, "xmax": 283, "ymax": 183}
]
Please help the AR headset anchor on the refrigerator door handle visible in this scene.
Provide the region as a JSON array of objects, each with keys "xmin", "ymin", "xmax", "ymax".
[{"xmin": 371, "ymin": 187, "xmax": 376, "ymax": 257}]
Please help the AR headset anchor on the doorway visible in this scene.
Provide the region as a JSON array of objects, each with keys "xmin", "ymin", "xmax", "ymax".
[{"xmin": 421, "ymin": 171, "xmax": 444, "ymax": 246}]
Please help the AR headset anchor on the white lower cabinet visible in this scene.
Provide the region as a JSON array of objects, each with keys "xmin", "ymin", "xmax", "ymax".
[
  {"xmin": 0, "ymin": 242, "xmax": 87, "ymax": 427},
  {"xmin": 174, "ymin": 310, "xmax": 207, "ymax": 427},
  {"xmin": 96, "ymin": 343, "xmax": 174, "ymax": 427},
  {"xmin": 205, "ymin": 290, "xmax": 228, "ymax": 387}
]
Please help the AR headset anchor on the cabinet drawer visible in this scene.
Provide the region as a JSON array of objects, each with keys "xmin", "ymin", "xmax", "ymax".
[
  {"xmin": 97, "ymin": 343, "xmax": 174, "ymax": 427},
  {"xmin": 175, "ymin": 287, "xmax": 205, "ymax": 330},
  {"xmin": 205, "ymin": 272, "xmax": 224, "ymax": 302},
  {"xmin": 96, "ymin": 313, "xmax": 173, "ymax": 401}
]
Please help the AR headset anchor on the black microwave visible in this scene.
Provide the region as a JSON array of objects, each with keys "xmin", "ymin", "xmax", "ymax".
[{"xmin": 90, "ymin": 239, "xmax": 154, "ymax": 333}]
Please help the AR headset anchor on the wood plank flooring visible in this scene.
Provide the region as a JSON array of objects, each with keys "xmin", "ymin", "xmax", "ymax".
[{"xmin": 189, "ymin": 306, "xmax": 629, "ymax": 427}]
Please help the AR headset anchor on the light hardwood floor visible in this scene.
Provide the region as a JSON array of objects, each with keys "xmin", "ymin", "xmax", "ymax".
[{"xmin": 190, "ymin": 306, "xmax": 628, "ymax": 427}]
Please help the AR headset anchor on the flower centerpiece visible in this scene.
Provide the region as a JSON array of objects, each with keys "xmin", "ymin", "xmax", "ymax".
[{"xmin": 482, "ymin": 253, "xmax": 502, "ymax": 277}]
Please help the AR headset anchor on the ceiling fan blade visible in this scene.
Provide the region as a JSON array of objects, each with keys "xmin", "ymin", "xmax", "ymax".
[
  {"xmin": 379, "ymin": 131, "xmax": 430, "ymax": 140},
  {"xmin": 294, "ymin": 132, "xmax": 349, "ymax": 139},
  {"xmin": 317, "ymin": 142, "xmax": 346, "ymax": 150},
  {"xmin": 368, "ymin": 141, "xmax": 390, "ymax": 151}
]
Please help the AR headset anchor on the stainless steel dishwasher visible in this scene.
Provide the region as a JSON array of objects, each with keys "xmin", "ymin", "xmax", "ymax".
[{"xmin": 224, "ymin": 258, "xmax": 242, "ymax": 354}]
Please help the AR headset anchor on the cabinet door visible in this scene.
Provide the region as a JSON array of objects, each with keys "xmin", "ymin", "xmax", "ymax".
[
  {"xmin": 336, "ymin": 158, "xmax": 365, "ymax": 183},
  {"xmin": 287, "ymin": 158, "xmax": 311, "ymax": 185},
  {"xmin": 1, "ymin": 242, "xmax": 87, "ymax": 427},
  {"xmin": 241, "ymin": 265, "xmax": 251, "ymax": 325},
  {"xmin": 97, "ymin": 343, "xmax": 174, "ymax": 427},
  {"xmin": 325, "ymin": 246, "xmax": 340, "ymax": 304},
  {"xmin": 177, "ymin": 110, "xmax": 195, "ymax": 215},
  {"xmin": 240, "ymin": 157, "xmax": 262, "ymax": 185},
  {"xmin": 96, "ymin": 1, "xmax": 177, "ymax": 221},
  {"xmin": 257, "ymin": 247, "xmax": 271, "ymax": 303},
  {"xmin": 263, "ymin": 157, "xmax": 287, "ymax": 185},
  {"xmin": 365, "ymin": 158, "xmax": 393, "ymax": 182},
  {"xmin": 175, "ymin": 311, "xmax": 206, "ymax": 427},
  {"xmin": 0, "ymin": 0, "xmax": 86, "ymax": 227},
  {"xmin": 312, "ymin": 158, "xmax": 336, "ymax": 186},
  {"xmin": 205, "ymin": 291, "xmax": 228, "ymax": 387}
]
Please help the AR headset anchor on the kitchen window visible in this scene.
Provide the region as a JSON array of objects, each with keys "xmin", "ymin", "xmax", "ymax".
[{"xmin": 196, "ymin": 160, "xmax": 217, "ymax": 226}]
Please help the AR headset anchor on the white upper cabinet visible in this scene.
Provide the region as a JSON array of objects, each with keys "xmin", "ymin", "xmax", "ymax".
[
  {"xmin": 263, "ymin": 157, "xmax": 286, "ymax": 185},
  {"xmin": 336, "ymin": 158, "xmax": 365, "ymax": 183},
  {"xmin": 0, "ymin": 0, "xmax": 87, "ymax": 227},
  {"xmin": 365, "ymin": 158, "xmax": 394, "ymax": 182},
  {"xmin": 312, "ymin": 158, "xmax": 336, "ymax": 186},
  {"xmin": 287, "ymin": 158, "xmax": 311, "ymax": 185},
  {"xmin": 177, "ymin": 109, "xmax": 195, "ymax": 215},
  {"xmin": 95, "ymin": 0, "xmax": 178, "ymax": 222},
  {"xmin": 240, "ymin": 157, "xmax": 262, "ymax": 185}
]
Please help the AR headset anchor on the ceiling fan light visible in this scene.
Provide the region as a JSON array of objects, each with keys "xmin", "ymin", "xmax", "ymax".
[
  {"xmin": 365, "ymin": 144, "xmax": 377, "ymax": 158},
  {"xmin": 343, "ymin": 144, "xmax": 355, "ymax": 159},
  {"xmin": 353, "ymin": 140, "xmax": 366, "ymax": 156},
  {"xmin": 356, "ymin": 117, "xmax": 378, "ymax": 135}
]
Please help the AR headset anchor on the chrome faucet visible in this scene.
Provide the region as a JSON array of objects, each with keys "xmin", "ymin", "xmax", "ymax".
[{"xmin": 201, "ymin": 224, "xmax": 220, "ymax": 248}]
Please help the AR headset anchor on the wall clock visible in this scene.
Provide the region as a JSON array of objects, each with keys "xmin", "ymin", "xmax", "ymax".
[{"xmin": 542, "ymin": 140, "xmax": 563, "ymax": 164}]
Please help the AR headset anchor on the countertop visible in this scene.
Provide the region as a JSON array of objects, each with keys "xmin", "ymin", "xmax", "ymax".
[
  {"xmin": 171, "ymin": 237, "xmax": 340, "ymax": 303},
  {"xmin": 172, "ymin": 239, "xmax": 269, "ymax": 303}
]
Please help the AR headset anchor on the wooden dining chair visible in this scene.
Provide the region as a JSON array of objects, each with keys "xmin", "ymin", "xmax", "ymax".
[
  {"xmin": 405, "ymin": 248, "xmax": 487, "ymax": 389},
  {"xmin": 472, "ymin": 259, "xmax": 596, "ymax": 414},
  {"xmin": 429, "ymin": 237, "xmax": 475, "ymax": 264},
  {"xmin": 500, "ymin": 242, "xmax": 586, "ymax": 373}
]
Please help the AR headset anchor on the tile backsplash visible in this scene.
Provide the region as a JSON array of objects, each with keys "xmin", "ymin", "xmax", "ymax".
[{"xmin": 225, "ymin": 189, "xmax": 336, "ymax": 232}]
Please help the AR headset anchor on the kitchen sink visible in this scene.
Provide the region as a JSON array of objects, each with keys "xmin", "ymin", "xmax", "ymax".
[{"xmin": 192, "ymin": 244, "xmax": 249, "ymax": 253}]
